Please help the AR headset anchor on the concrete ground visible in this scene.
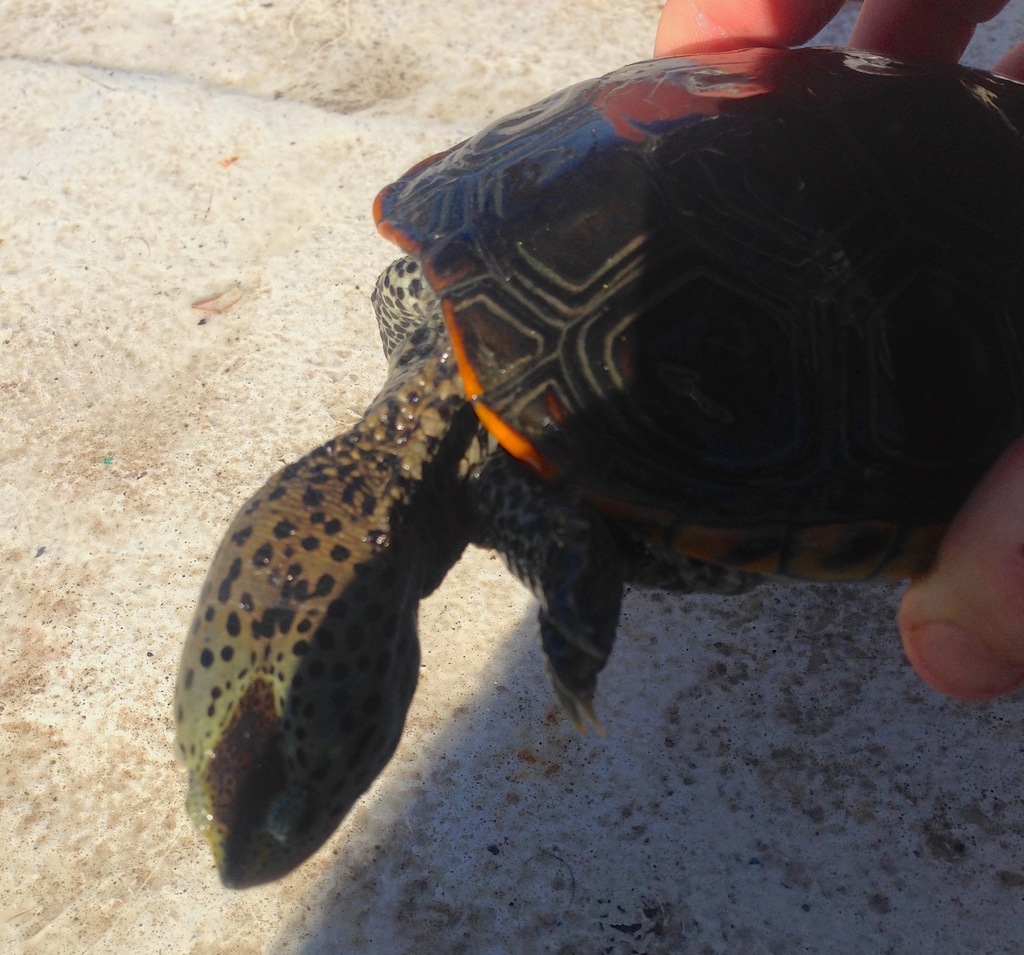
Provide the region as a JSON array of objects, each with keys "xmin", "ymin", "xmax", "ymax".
[{"xmin": 3, "ymin": 2, "xmax": 1024, "ymax": 952}]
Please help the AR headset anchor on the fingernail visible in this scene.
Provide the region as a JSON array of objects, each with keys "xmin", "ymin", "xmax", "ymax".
[{"xmin": 909, "ymin": 622, "xmax": 1024, "ymax": 701}]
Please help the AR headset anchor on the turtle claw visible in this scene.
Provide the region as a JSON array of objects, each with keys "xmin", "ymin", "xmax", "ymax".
[
  {"xmin": 539, "ymin": 606, "xmax": 616, "ymax": 736},
  {"xmin": 546, "ymin": 661, "xmax": 607, "ymax": 736}
]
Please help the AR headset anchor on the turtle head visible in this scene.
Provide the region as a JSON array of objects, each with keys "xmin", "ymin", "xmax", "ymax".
[
  {"xmin": 175, "ymin": 334, "xmax": 474, "ymax": 887},
  {"xmin": 174, "ymin": 453, "xmax": 424, "ymax": 887}
]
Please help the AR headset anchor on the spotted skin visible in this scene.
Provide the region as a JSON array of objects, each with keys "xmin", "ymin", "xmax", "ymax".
[
  {"xmin": 176, "ymin": 306, "xmax": 477, "ymax": 885},
  {"xmin": 371, "ymin": 256, "xmax": 434, "ymax": 359},
  {"xmin": 176, "ymin": 259, "xmax": 758, "ymax": 887}
]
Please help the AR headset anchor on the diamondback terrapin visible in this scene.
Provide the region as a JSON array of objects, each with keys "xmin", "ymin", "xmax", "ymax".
[{"xmin": 175, "ymin": 46, "xmax": 1024, "ymax": 887}]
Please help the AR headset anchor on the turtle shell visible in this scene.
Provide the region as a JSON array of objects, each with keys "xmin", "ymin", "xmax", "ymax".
[{"xmin": 375, "ymin": 46, "xmax": 1024, "ymax": 579}]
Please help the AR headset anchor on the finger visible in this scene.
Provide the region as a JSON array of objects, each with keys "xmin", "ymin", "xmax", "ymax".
[
  {"xmin": 899, "ymin": 437, "xmax": 1024, "ymax": 700},
  {"xmin": 654, "ymin": 0, "xmax": 845, "ymax": 56},
  {"xmin": 993, "ymin": 42, "xmax": 1024, "ymax": 78},
  {"xmin": 850, "ymin": 0, "xmax": 1011, "ymax": 61}
]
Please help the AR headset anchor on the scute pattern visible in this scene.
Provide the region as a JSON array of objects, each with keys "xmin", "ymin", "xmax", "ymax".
[{"xmin": 377, "ymin": 47, "xmax": 1024, "ymax": 554}]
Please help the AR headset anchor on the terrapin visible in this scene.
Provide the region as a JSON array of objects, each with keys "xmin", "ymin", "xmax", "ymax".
[{"xmin": 175, "ymin": 46, "xmax": 1024, "ymax": 887}]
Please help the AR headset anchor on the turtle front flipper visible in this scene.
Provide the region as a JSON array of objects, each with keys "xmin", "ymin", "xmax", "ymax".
[{"xmin": 470, "ymin": 453, "xmax": 624, "ymax": 731}]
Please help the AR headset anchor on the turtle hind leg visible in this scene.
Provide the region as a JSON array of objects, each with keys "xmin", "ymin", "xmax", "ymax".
[
  {"xmin": 372, "ymin": 257, "xmax": 440, "ymax": 360},
  {"xmin": 469, "ymin": 453, "xmax": 624, "ymax": 732}
]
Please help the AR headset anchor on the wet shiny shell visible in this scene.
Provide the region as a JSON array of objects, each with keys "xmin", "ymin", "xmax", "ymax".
[{"xmin": 375, "ymin": 47, "xmax": 1024, "ymax": 579}]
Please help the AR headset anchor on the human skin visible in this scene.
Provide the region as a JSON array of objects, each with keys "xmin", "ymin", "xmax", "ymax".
[{"xmin": 655, "ymin": 0, "xmax": 1024, "ymax": 701}]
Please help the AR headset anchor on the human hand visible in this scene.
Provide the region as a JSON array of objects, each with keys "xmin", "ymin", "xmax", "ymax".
[
  {"xmin": 655, "ymin": 0, "xmax": 1024, "ymax": 74},
  {"xmin": 656, "ymin": 0, "xmax": 1024, "ymax": 700}
]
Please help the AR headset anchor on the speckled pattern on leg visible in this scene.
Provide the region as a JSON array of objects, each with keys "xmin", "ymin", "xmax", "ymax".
[{"xmin": 371, "ymin": 257, "xmax": 434, "ymax": 360}]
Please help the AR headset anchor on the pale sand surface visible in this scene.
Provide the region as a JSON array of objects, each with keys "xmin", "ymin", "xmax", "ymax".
[{"xmin": 3, "ymin": 2, "xmax": 1024, "ymax": 952}]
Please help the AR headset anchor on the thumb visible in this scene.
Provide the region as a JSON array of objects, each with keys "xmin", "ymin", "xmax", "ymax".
[{"xmin": 900, "ymin": 436, "xmax": 1024, "ymax": 701}]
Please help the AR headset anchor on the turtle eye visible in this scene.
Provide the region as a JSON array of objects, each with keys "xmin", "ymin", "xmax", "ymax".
[{"xmin": 265, "ymin": 783, "xmax": 312, "ymax": 845}]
